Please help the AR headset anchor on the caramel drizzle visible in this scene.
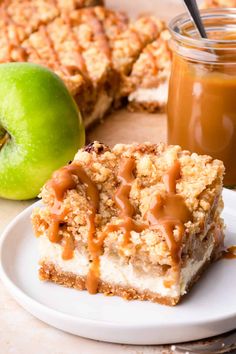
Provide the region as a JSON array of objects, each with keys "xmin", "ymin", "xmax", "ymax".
[
  {"xmin": 39, "ymin": 26, "xmax": 71, "ymax": 77},
  {"xmin": 47, "ymin": 158, "xmax": 191, "ymax": 294},
  {"xmin": 129, "ymin": 27, "xmax": 142, "ymax": 47},
  {"xmin": 115, "ymin": 157, "xmax": 135, "ymax": 216},
  {"xmin": 223, "ymin": 246, "xmax": 236, "ymax": 259},
  {"xmin": 98, "ymin": 157, "xmax": 146, "ymax": 253},
  {"xmin": 129, "ymin": 18, "xmax": 159, "ymax": 52},
  {"xmin": 111, "ymin": 158, "xmax": 190, "ymax": 267},
  {"xmin": 61, "ymin": 12, "xmax": 88, "ymax": 76},
  {"xmin": 62, "ymin": 233, "xmax": 75, "ymax": 260},
  {"xmin": 113, "ymin": 157, "xmax": 146, "ymax": 247},
  {"xmin": 48, "ymin": 163, "xmax": 99, "ymax": 238},
  {"xmin": 48, "ymin": 163, "xmax": 101, "ymax": 294},
  {"xmin": 146, "ymin": 160, "xmax": 191, "ymax": 270},
  {"xmin": 163, "ymin": 160, "xmax": 181, "ymax": 194},
  {"xmin": 86, "ymin": 8, "xmax": 111, "ymax": 60},
  {"xmin": 145, "ymin": 46, "xmax": 158, "ymax": 75}
]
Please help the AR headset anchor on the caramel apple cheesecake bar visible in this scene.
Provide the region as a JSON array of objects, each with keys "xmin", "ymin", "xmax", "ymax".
[{"xmin": 32, "ymin": 142, "xmax": 225, "ymax": 306}]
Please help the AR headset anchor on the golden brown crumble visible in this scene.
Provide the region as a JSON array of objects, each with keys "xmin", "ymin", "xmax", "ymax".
[{"xmin": 32, "ymin": 142, "xmax": 224, "ymax": 266}]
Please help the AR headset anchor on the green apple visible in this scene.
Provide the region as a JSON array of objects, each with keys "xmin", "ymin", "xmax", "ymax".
[{"xmin": 0, "ymin": 63, "xmax": 85, "ymax": 200}]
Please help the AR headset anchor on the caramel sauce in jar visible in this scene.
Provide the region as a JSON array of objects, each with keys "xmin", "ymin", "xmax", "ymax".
[{"xmin": 168, "ymin": 9, "xmax": 236, "ymax": 186}]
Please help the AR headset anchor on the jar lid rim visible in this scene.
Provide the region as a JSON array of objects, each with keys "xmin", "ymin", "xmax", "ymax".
[{"xmin": 168, "ymin": 8, "xmax": 236, "ymax": 48}]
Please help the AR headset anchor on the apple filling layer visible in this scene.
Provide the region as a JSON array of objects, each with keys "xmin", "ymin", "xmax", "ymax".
[{"xmin": 32, "ymin": 142, "xmax": 225, "ymax": 305}]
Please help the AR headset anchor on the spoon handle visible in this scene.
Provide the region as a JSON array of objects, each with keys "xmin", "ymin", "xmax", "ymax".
[{"xmin": 182, "ymin": 0, "xmax": 208, "ymax": 38}]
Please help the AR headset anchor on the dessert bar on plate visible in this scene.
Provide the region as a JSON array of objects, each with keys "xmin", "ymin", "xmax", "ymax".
[{"xmin": 32, "ymin": 142, "xmax": 225, "ymax": 306}]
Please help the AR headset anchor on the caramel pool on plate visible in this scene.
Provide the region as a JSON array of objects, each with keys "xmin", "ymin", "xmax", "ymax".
[{"xmin": 168, "ymin": 9, "xmax": 236, "ymax": 186}]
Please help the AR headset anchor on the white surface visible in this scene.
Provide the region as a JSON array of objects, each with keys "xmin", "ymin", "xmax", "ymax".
[{"xmin": 0, "ymin": 189, "xmax": 235, "ymax": 345}]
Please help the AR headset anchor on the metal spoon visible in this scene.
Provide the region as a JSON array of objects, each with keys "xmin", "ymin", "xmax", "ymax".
[{"xmin": 182, "ymin": 0, "xmax": 208, "ymax": 39}]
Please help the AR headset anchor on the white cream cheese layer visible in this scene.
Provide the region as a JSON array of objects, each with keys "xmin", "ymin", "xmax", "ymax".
[
  {"xmin": 39, "ymin": 235, "xmax": 214, "ymax": 298},
  {"xmin": 128, "ymin": 82, "xmax": 168, "ymax": 106},
  {"xmin": 84, "ymin": 91, "xmax": 112, "ymax": 128}
]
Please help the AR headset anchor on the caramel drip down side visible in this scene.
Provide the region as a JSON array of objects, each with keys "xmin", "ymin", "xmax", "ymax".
[
  {"xmin": 146, "ymin": 160, "xmax": 191, "ymax": 284},
  {"xmin": 115, "ymin": 157, "xmax": 135, "ymax": 217},
  {"xmin": 114, "ymin": 157, "xmax": 146, "ymax": 247},
  {"xmin": 163, "ymin": 160, "xmax": 181, "ymax": 194},
  {"xmin": 145, "ymin": 46, "xmax": 158, "ymax": 76},
  {"xmin": 62, "ymin": 234, "xmax": 75, "ymax": 260},
  {"xmin": 223, "ymin": 246, "xmax": 236, "ymax": 259},
  {"xmin": 47, "ymin": 163, "xmax": 101, "ymax": 294},
  {"xmin": 39, "ymin": 26, "xmax": 71, "ymax": 77}
]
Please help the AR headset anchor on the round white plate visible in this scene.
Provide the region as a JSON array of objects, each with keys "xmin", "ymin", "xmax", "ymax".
[{"xmin": 0, "ymin": 188, "xmax": 236, "ymax": 345}]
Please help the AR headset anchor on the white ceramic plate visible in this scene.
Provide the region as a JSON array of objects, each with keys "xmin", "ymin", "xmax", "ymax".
[{"xmin": 0, "ymin": 188, "xmax": 236, "ymax": 345}]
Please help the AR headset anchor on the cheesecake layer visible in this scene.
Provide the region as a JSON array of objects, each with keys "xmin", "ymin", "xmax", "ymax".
[
  {"xmin": 128, "ymin": 82, "xmax": 169, "ymax": 112},
  {"xmin": 39, "ymin": 232, "xmax": 215, "ymax": 298}
]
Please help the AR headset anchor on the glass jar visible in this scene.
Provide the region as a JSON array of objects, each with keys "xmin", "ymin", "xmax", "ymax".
[{"xmin": 167, "ymin": 8, "xmax": 236, "ymax": 187}]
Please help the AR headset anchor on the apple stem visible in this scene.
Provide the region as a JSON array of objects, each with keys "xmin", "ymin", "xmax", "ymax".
[{"xmin": 0, "ymin": 127, "xmax": 9, "ymax": 149}]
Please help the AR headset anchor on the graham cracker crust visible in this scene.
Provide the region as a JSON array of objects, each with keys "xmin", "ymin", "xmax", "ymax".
[
  {"xmin": 39, "ymin": 262, "xmax": 180, "ymax": 306},
  {"xmin": 128, "ymin": 100, "xmax": 166, "ymax": 113}
]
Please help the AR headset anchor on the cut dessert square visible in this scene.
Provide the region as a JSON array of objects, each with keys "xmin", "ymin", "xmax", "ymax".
[
  {"xmin": 21, "ymin": 9, "xmax": 166, "ymax": 126},
  {"xmin": 124, "ymin": 30, "xmax": 172, "ymax": 112},
  {"xmin": 32, "ymin": 142, "xmax": 225, "ymax": 306},
  {"xmin": 111, "ymin": 16, "xmax": 165, "ymax": 107},
  {"xmin": 21, "ymin": 6, "xmax": 129, "ymax": 127}
]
